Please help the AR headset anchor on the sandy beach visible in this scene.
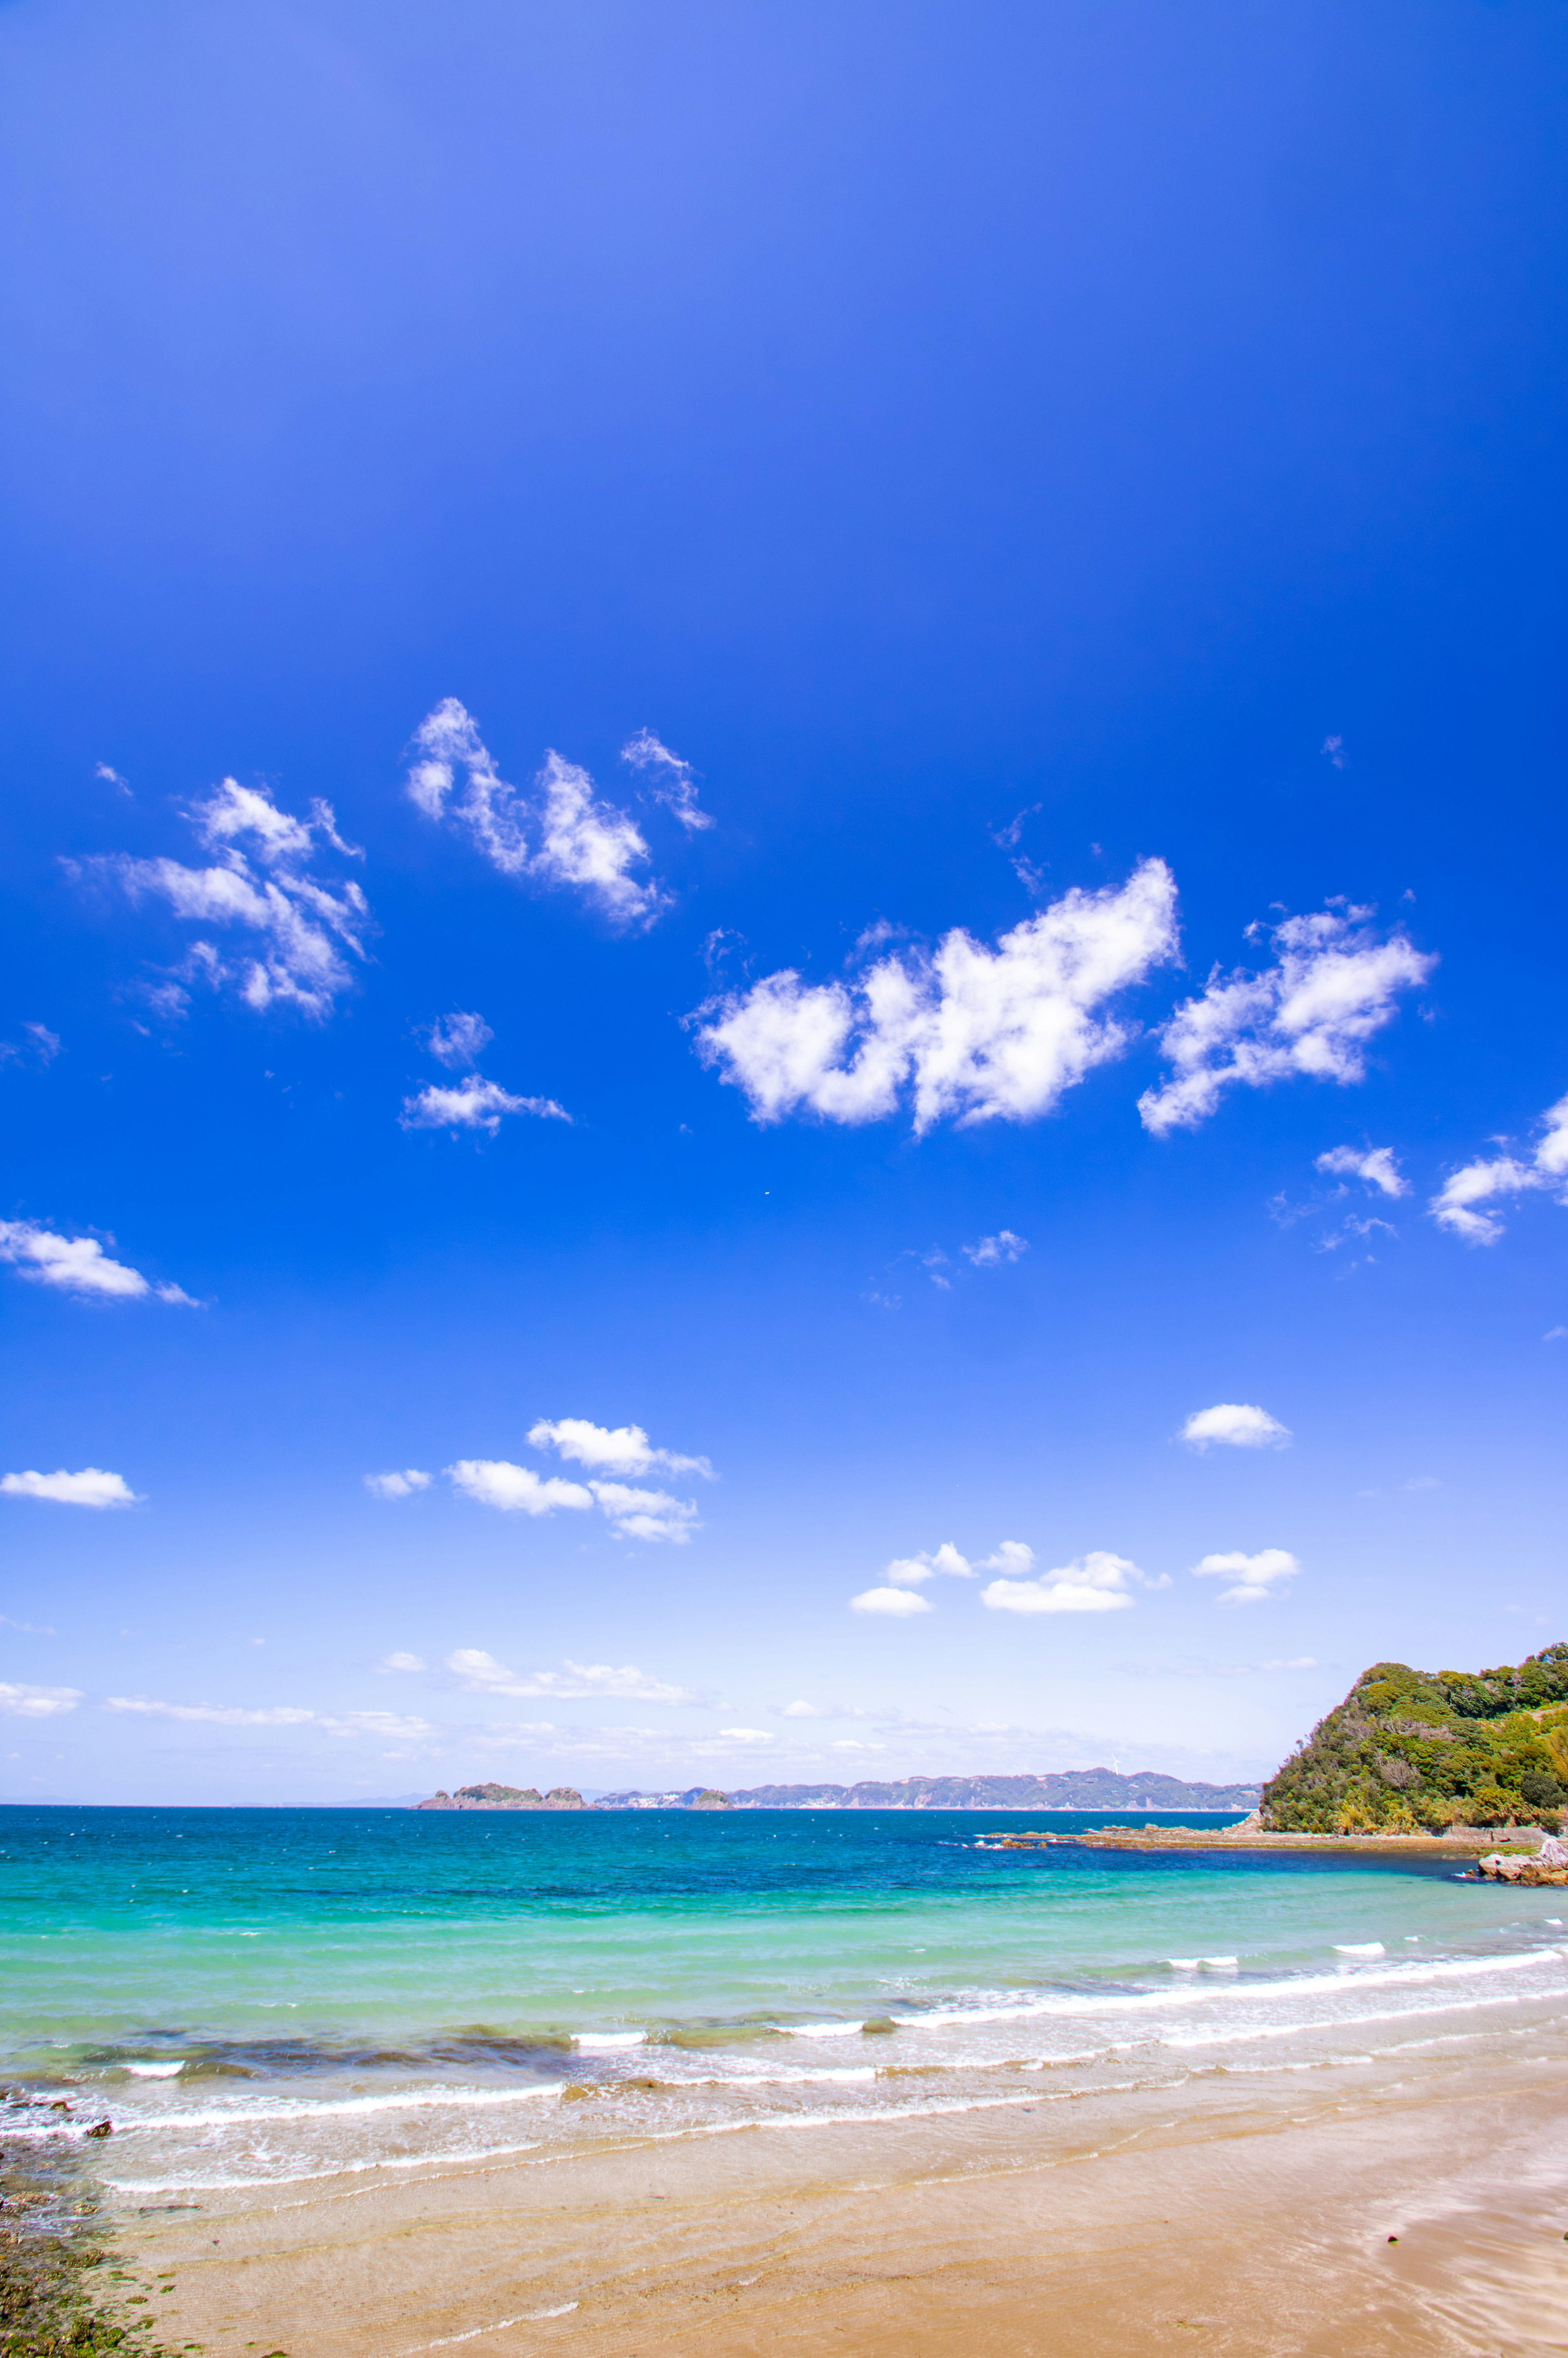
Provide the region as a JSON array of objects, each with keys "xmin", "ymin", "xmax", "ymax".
[{"xmin": 118, "ymin": 2033, "xmax": 1568, "ymax": 2357}]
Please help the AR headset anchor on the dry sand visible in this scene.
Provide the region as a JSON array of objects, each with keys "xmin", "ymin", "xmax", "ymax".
[{"xmin": 116, "ymin": 2045, "xmax": 1568, "ymax": 2358}]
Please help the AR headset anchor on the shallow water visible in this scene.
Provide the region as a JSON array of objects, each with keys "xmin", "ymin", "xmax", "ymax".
[{"xmin": 1, "ymin": 1805, "xmax": 1561, "ymax": 2193}]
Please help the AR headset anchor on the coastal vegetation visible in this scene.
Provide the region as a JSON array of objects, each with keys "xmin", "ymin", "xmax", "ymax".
[{"xmin": 1261, "ymin": 1645, "xmax": 1568, "ymax": 1833}]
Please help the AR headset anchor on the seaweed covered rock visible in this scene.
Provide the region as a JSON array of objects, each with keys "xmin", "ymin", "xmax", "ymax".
[{"xmin": 1262, "ymin": 1645, "xmax": 1568, "ymax": 1833}]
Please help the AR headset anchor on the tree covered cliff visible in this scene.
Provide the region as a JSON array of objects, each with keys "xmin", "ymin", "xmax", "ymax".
[{"xmin": 1261, "ymin": 1645, "xmax": 1568, "ymax": 1833}]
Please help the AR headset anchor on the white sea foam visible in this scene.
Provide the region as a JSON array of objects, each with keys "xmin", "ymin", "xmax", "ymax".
[
  {"xmin": 574, "ymin": 2031, "xmax": 646, "ymax": 2050},
  {"xmin": 1334, "ymin": 1942, "xmax": 1386, "ymax": 1957},
  {"xmin": 122, "ymin": 2063, "xmax": 184, "ymax": 2078}
]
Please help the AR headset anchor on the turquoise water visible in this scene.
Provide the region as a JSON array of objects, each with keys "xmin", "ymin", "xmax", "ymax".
[{"xmin": 2, "ymin": 1806, "xmax": 1564, "ymax": 2192}]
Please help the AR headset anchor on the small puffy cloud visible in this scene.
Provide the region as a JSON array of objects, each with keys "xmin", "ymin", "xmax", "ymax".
[
  {"xmin": 377, "ymin": 1652, "xmax": 428, "ymax": 1672},
  {"xmin": 0, "ymin": 1682, "xmax": 82, "ymax": 1717},
  {"xmin": 400, "ymin": 1079, "xmax": 570, "ymax": 1136},
  {"xmin": 1193, "ymin": 1548, "xmax": 1301, "ymax": 1606},
  {"xmin": 851, "ymin": 1586, "xmax": 935, "ymax": 1617},
  {"xmin": 405, "ymin": 701, "xmax": 665, "ymax": 926},
  {"xmin": 528, "ymin": 1418, "xmax": 713, "ymax": 1479},
  {"xmin": 364, "ymin": 1470, "xmax": 431, "ymax": 1500},
  {"xmin": 446, "ymin": 1460, "xmax": 595, "ymax": 1515},
  {"xmin": 2, "ymin": 1467, "xmax": 140, "ymax": 1509},
  {"xmin": 963, "ymin": 1229, "xmax": 1029, "ymax": 1267},
  {"xmin": 718, "ymin": 1727, "xmax": 773, "ymax": 1743},
  {"xmin": 1180, "ymin": 1403, "xmax": 1291, "ymax": 1452},
  {"xmin": 1315, "ymin": 1146, "xmax": 1407, "ymax": 1198},
  {"xmin": 588, "ymin": 1481, "xmax": 702, "ymax": 1543},
  {"xmin": 695, "ymin": 859, "xmax": 1179, "ymax": 1133},
  {"xmin": 1322, "ymin": 735, "xmax": 1348, "ymax": 770},
  {"xmin": 1430, "ymin": 1092, "xmax": 1568, "ymax": 1245},
  {"xmin": 981, "ymin": 1548, "xmax": 1163, "ymax": 1615},
  {"xmin": 0, "ymin": 1220, "xmax": 196, "ymax": 1305},
  {"xmin": 884, "ymin": 1541, "xmax": 973, "ymax": 1588},
  {"xmin": 446, "ymin": 1649, "xmax": 697, "ymax": 1704},
  {"xmin": 78, "ymin": 779, "xmax": 372, "ymax": 1020},
  {"xmin": 422, "ymin": 1011, "xmax": 494, "ymax": 1069},
  {"xmin": 1140, "ymin": 906, "xmax": 1434, "ymax": 1135},
  {"xmin": 621, "ymin": 729, "xmax": 713, "ymax": 831},
  {"xmin": 782, "ymin": 1699, "xmax": 828, "ymax": 1718}
]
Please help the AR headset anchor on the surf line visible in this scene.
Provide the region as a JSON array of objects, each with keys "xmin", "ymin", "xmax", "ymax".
[{"xmin": 398, "ymin": 2303, "xmax": 579, "ymax": 2351}]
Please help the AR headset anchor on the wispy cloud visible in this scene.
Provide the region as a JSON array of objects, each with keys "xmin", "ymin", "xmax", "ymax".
[
  {"xmin": 364, "ymin": 1470, "xmax": 431, "ymax": 1500},
  {"xmin": 621, "ymin": 729, "xmax": 713, "ymax": 831},
  {"xmin": 1314, "ymin": 1145, "xmax": 1407, "ymax": 1198},
  {"xmin": 1192, "ymin": 1548, "xmax": 1301, "ymax": 1605},
  {"xmin": 421, "ymin": 1011, "xmax": 494, "ymax": 1069},
  {"xmin": 405, "ymin": 701, "xmax": 666, "ymax": 926},
  {"xmin": 77, "ymin": 777, "xmax": 372, "ymax": 1020},
  {"xmin": 980, "ymin": 1547, "xmax": 1168, "ymax": 1615},
  {"xmin": 0, "ymin": 1682, "xmax": 82, "ymax": 1717},
  {"xmin": 694, "ymin": 859, "xmax": 1179, "ymax": 1133},
  {"xmin": 1430, "ymin": 1091, "xmax": 1568, "ymax": 1244},
  {"xmin": 527, "ymin": 1418, "xmax": 713, "ymax": 1479},
  {"xmin": 962, "ymin": 1229, "xmax": 1029, "ymax": 1266},
  {"xmin": 2, "ymin": 1467, "xmax": 140, "ymax": 1508},
  {"xmin": 446, "ymin": 1649, "xmax": 698, "ymax": 1704},
  {"xmin": 0, "ymin": 1616, "xmax": 57, "ymax": 1637},
  {"xmin": 1139, "ymin": 904, "xmax": 1434, "ymax": 1134},
  {"xmin": 103, "ymin": 1696, "xmax": 435, "ymax": 1739},
  {"xmin": 376, "ymin": 1652, "xmax": 428, "ymax": 1672},
  {"xmin": 399, "ymin": 1078, "xmax": 570, "ymax": 1136},
  {"xmin": 0, "ymin": 1220, "xmax": 196, "ymax": 1306},
  {"xmin": 0, "ymin": 1023, "xmax": 62, "ymax": 1069},
  {"xmin": 1180, "ymin": 1403, "xmax": 1291, "ymax": 1451}
]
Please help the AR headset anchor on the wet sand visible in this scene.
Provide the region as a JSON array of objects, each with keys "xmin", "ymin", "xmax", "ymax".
[{"xmin": 119, "ymin": 2039, "xmax": 1568, "ymax": 2357}]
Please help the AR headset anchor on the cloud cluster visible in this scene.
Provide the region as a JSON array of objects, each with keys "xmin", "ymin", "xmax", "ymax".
[
  {"xmin": 980, "ymin": 1546, "xmax": 1169, "ymax": 1615},
  {"xmin": 0, "ymin": 1682, "xmax": 83, "ymax": 1717},
  {"xmin": 1430, "ymin": 1092, "xmax": 1568, "ymax": 1244},
  {"xmin": 400, "ymin": 1078, "xmax": 570, "ymax": 1136},
  {"xmin": 1315, "ymin": 1145, "xmax": 1407, "ymax": 1198},
  {"xmin": 1139, "ymin": 906, "xmax": 1434, "ymax": 1134},
  {"xmin": 695, "ymin": 859, "xmax": 1180, "ymax": 1133},
  {"xmin": 0, "ymin": 1220, "xmax": 196, "ymax": 1306},
  {"xmin": 1192, "ymin": 1548, "xmax": 1301, "ymax": 1605},
  {"xmin": 621, "ymin": 730, "xmax": 713, "ymax": 832},
  {"xmin": 406, "ymin": 701, "xmax": 666, "ymax": 927},
  {"xmin": 441, "ymin": 1421, "xmax": 709, "ymax": 1542},
  {"xmin": 2, "ymin": 1467, "xmax": 140, "ymax": 1508},
  {"xmin": 445, "ymin": 1649, "xmax": 697, "ymax": 1704},
  {"xmin": 963, "ymin": 1229, "xmax": 1029, "ymax": 1266},
  {"xmin": 82, "ymin": 778, "xmax": 372, "ymax": 1019},
  {"xmin": 1180, "ymin": 1403, "xmax": 1291, "ymax": 1451}
]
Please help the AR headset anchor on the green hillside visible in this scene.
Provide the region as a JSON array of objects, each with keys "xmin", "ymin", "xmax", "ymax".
[{"xmin": 1261, "ymin": 1644, "xmax": 1568, "ymax": 1833}]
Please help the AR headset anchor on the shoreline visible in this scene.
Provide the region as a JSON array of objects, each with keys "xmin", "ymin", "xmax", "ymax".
[
  {"xmin": 982, "ymin": 1826, "xmax": 1548, "ymax": 1858},
  {"xmin": 117, "ymin": 2032, "xmax": 1568, "ymax": 2356}
]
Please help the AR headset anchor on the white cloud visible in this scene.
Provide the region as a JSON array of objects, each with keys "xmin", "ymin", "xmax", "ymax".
[
  {"xmin": 400, "ymin": 1078, "xmax": 571, "ymax": 1136},
  {"xmin": 320, "ymin": 1710, "xmax": 436, "ymax": 1741},
  {"xmin": 621, "ymin": 729, "xmax": 713, "ymax": 832},
  {"xmin": 1430, "ymin": 1092, "xmax": 1568, "ymax": 1245},
  {"xmin": 405, "ymin": 701, "xmax": 665, "ymax": 926},
  {"xmin": 981, "ymin": 1548, "xmax": 1164, "ymax": 1615},
  {"xmin": 1139, "ymin": 906, "xmax": 1434, "ymax": 1134},
  {"xmin": 446, "ymin": 1649, "xmax": 697, "ymax": 1704},
  {"xmin": 1180, "ymin": 1403, "xmax": 1291, "ymax": 1451},
  {"xmin": 782, "ymin": 1699, "xmax": 828, "ymax": 1718},
  {"xmin": 103, "ymin": 1695, "xmax": 435, "ymax": 1739},
  {"xmin": 364, "ymin": 1470, "xmax": 431, "ymax": 1500},
  {"xmin": 377, "ymin": 1652, "xmax": 428, "ymax": 1672},
  {"xmin": 0, "ymin": 1022, "xmax": 62, "ymax": 1069},
  {"xmin": 0, "ymin": 1220, "xmax": 196, "ymax": 1306},
  {"xmin": 80, "ymin": 779, "xmax": 371, "ymax": 1020},
  {"xmin": 422, "ymin": 1011, "xmax": 494, "ymax": 1069},
  {"xmin": 528, "ymin": 1418, "xmax": 714, "ymax": 1479},
  {"xmin": 718, "ymin": 1727, "xmax": 773, "ymax": 1743},
  {"xmin": 1, "ymin": 1467, "xmax": 140, "ymax": 1508},
  {"xmin": 1315, "ymin": 1146, "xmax": 1407, "ymax": 1198},
  {"xmin": 1192, "ymin": 1548, "xmax": 1301, "ymax": 1606},
  {"xmin": 445, "ymin": 1454, "xmax": 701, "ymax": 1542},
  {"xmin": 963, "ymin": 1229, "xmax": 1029, "ymax": 1266},
  {"xmin": 0, "ymin": 1682, "xmax": 82, "ymax": 1717},
  {"xmin": 445, "ymin": 1460, "xmax": 595, "ymax": 1515},
  {"xmin": 884, "ymin": 1541, "xmax": 974, "ymax": 1588},
  {"xmin": 851, "ymin": 1586, "xmax": 935, "ymax": 1617},
  {"xmin": 695, "ymin": 859, "xmax": 1179, "ymax": 1133}
]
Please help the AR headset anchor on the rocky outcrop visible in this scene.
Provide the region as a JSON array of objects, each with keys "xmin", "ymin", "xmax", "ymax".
[
  {"xmin": 1477, "ymin": 1835, "xmax": 1568, "ymax": 1885},
  {"xmin": 416, "ymin": 1783, "xmax": 586, "ymax": 1811}
]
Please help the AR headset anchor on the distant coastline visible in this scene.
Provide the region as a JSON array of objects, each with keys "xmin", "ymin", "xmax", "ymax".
[{"xmin": 414, "ymin": 1769, "xmax": 1262, "ymax": 1812}]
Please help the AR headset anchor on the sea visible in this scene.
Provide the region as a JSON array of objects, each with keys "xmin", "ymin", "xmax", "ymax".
[{"xmin": 2, "ymin": 1805, "xmax": 1563, "ymax": 2202}]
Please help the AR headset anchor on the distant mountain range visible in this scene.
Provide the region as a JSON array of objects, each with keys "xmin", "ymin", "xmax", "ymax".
[{"xmin": 719, "ymin": 1770, "xmax": 1260, "ymax": 1811}]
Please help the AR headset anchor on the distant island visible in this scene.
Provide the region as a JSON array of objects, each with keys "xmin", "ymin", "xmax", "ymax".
[
  {"xmin": 1262, "ymin": 1643, "xmax": 1568, "ymax": 1833},
  {"xmin": 415, "ymin": 1769, "xmax": 1261, "ymax": 1812}
]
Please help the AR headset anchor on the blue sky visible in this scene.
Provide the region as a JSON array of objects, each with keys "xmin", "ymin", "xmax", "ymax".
[{"xmin": 2, "ymin": 0, "xmax": 1565, "ymax": 1804}]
